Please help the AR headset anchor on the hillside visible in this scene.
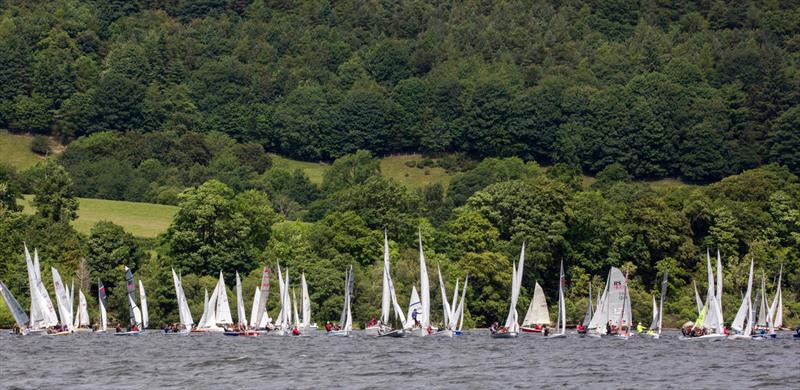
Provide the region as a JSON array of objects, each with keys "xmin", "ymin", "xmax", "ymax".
[
  {"xmin": 0, "ymin": 130, "xmax": 45, "ymax": 170},
  {"xmin": 19, "ymin": 195, "xmax": 177, "ymax": 238}
]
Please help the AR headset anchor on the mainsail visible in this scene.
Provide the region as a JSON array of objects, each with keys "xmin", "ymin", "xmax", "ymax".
[
  {"xmin": 582, "ymin": 282, "xmax": 593, "ymax": 328},
  {"xmin": 124, "ymin": 266, "xmax": 142, "ymax": 328},
  {"xmin": 554, "ymin": 260, "xmax": 566, "ymax": 335},
  {"xmin": 235, "ymin": 272, "xmax": 247, "ymax": 328},
  {"xmin": 380, "ymin": 231, "xmax": 391, "ymax": 324},
  {"xmin": 171, "ymin": 269, "xmax": 193, "ymax": 330},
  {"xmin": 731, "ymin": 260, "xmax": 754, "ymax": 333},
  {"xmin": 197, "ymin": 288, "xmax": 210, "ymax": 328},
  {"xmin": 139, "ymin": 280, "xmax": 148, "ymax": 329},
  {"xmin": 692, "ymin": 280, "xmax": 704, "ymax": 316},
  {"xmin": 522, "ymin": 282, "xmax": 550, "ymax": 327},
  {"xmin": 587, "ymin": 267, "xmax": 629, "ymax": 334},
  {"xmin": 756, "ymin": 272, "xmax": 767, "ymax": 327},
  {"xmin": 51, "ymin": 267, "xmax": 73, "ymax": 329},
  {"xmin": 215, "ymin": 271, "xmax": 233, "ymax": 325},
  {"xmin": 25, "ymin": 246, "xmax": 58, "ymax": 329},
  {"xmin": 253, "ymin": 267, "xmax": 270, "ymax": 329},
  {"xmin": 301, "ymin": 273, "xmax": 311, "ymax": 330},
  {"xmin": 767, "ymin": 265, "xmax": 783, "ymax": 329},
  {"xmin": 502, "ymin": 242, "xmax": 526, "ymax": 333},
  {"xmin": 75, "ymin": 290, "xmax": 90, "ymax": 327},
  {"xmin": 437, "ymin": 265, "xmax": 451, "ymax": 327},
  {"xmin": 98, "ymin": 280, "xmax": 108, "ymax": 331},
  {"xmin": 417, "ymin": 232, "xmax": 430, "ymax": 331},
  {"xmin": 406, "ymin": 285, "xmax": 421, "ymax": 327},
  {"xmin": 0, "ymin": 280, "xmax": 30, "ymax": 328}
]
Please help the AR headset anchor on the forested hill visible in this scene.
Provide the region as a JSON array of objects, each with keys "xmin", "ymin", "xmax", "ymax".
[{"xmin": 1, "ymin": 0, "xmax": 799, "ymax": 182}]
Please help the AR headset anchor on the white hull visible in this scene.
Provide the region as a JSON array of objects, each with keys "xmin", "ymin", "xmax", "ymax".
[
  {"xmin": 727, "ymin": 334, "xmax": 752, "ymax": 340},
  {"xmin": 364, "ymin": 326, "xmax": 380, "ymax": 337},
  {"xmin": 431, "ymin": 329, "xmax": 454, "ymax": 338},
  {"xmin": 326, "ymin": 330, "xmax": 350, "ymax": 337},
  {"xmin": 491, "ymin": 331, "xmax": 517, "ymax": 339},
  {"xmin": 545, "ymin": 333, "xmax": 567, "ymax": 339},
  {"xmin": 679, "ymin": 334, "xmax": 727, "ymax": 341},
  {"xmin": 641, "ymin": 332, "xmax": 660, "ymax": 339}
]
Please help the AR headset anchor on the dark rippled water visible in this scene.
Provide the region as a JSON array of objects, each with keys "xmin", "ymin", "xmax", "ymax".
[{"xmin": 1, "ymin": 330, "xmax": 798, "ymax": 389}]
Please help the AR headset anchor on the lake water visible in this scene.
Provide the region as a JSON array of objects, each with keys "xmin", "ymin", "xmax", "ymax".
[{"xmin": 1, "ymin": 330, "xmax": 798, "ymax": 389}]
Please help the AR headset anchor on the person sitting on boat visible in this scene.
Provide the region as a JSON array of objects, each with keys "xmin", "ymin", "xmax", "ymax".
[
  {"xmin": 543, "ymin": 326, "xmax": 550, "ymax": 337},
  {"xmin": 292, "ymin": 326, "xmax": 301, "ymax": 336},
  {"xmin": 636, "ymin": 322, "xmax": 644, "ymax": 333},
  {"xmin": 411, "ymin": 309, "xmax": 419, "ymax": 327},
  {"xmin": 325, "ymin": 321, "xmax": 332, "ymax": 332},
  {"xmin": 115, "ymin": 324, "xmax": 123, "ymax": 332},
  {"xmin": 368, "ymin": 317, "xmax": 377, "ymax": 328},
  {"xmin": 576, "ymin": 324, "xmax": 585, "ymax": 333},
  {"xmin": 606, "ymin": 320, "xmax": 613, "ymax": 335},
  {"xmin": 489, "ymin": 322, "xmax": 499, "ymax": 334}
]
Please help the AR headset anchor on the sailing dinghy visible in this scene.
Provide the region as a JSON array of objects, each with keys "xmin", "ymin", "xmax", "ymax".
[
  {"xmin": 544, "ymin": 260, "xmax": 567, "ymax": 339},
  {"xmin": 50, "ymin": 267, "xmax": 74, "ymax": 335},
  {"xmin": 432, "ymin": 265, "xmax": 468, "ymax": 338},
  {"xmin": 491, "ymin": 242, "xmax": 525, "ymax": 339},
  {"xmin": 728, "ymin": 260, "xmax": 754, "ymax": 340},
  {"xmin": 367, "ymin": 231, "xmax": 408, "ymax": 337},
  {"xmin": 578, "ymin": 282, "xmax": 593, "ymax": 337},
  {"xmin": 115, "ymin": 266, "xmax": 142, "ymax": 336},
  {"xmin": 407, "ymin": 232, "xmax": 432, "ymax": 337},
  {"xmin": 521, "ymin": 282, "xmax": 550, "ymax": 333},
  {"xmin": 25, "ymin": 246, "xmax": 59, "ymax": 335},
  {"xmin": 72, "ymin": 289, "xmax": 91, "ymax": 332},
  {"xmin": 587, "ymin": 267, "xmax": 631, "ymax": 338},
  {"xmin": 168, "ymin": 269, "xmax": 193, "ymax": 334},
  {"xmin": 0, "ymin": 280, "xmax": 31, "ymax": 335},
  {"xmin": 327, "ymin": 266, "xmax": 354, "ymax": 337},
  {"xmin": 96, "ymin": 280, "xmax": 108, "ymax": 333},
  {"xmin": 681, "ymin": 251, "xmax": 726, "ymax": 340},
  {"xmin": 642, "ymin": 269, "xmax": 668, "ymax": 339}
]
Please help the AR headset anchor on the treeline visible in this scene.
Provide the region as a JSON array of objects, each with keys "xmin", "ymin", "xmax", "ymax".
[
  {"xmin": 1, "ymin": 0, "xmax": 799, "ymax": 182},
  {"xmin": 1, "ymin": 154, "xmax": 797, "ymax": 328}
]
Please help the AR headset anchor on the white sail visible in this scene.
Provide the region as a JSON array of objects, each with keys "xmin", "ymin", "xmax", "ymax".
[
  {"xmin": 588, "ymin": 267, "xmax": 628, "ymax": 333},
  {"xmin": 276, "ymin": 266, "xmax": 285, "ymax": 328},
  {"xmin": 418, "ymin": 232, "xmax": 430, "ymax": 330},
  {"xmin": 588, "ymin": 277, "xmax": 609, "ymax": 332},
  {"xmin": 344, "ymin": 266, "xmax": 354, "ymax": 332},
  {"xmin": 139, "ymin": 280, "xmax": 148, "ymax": 329},
  {"xmin": 197, "ymin": 288, "xmax": 210, "ymax": 328},
  {"xmin": 282, "ymin": 269, "xmax": 291, "ymax": 330},
  {"xmin": 0, "ymin": 280, "xmax": 30, "ymax": 328},
  {"xmin": 76, "ymin": 290, "xmax": 89, "ymax": 327},
  {"xmin": 215, "ymin": 271, "xmax": 233, "ymax": 325},
  {"xmin": 25, "ymin": 246, "xmax": 58, "ymax": 329},
  {"xmin": 693, "ymin": 280, "xmax": 704, "ymax": 316},
  {"xmin": 129, "ymin": 296, "xmax": 143, "ymax": 326},
  {"xmin": 756, "ymin": 273, "xmax": 767, "ymax": 327},
  {"xmin": 456, "ymin": 276, "xmax": 468, "ymax": 331},
  {"xmin": 450, "ymin": 279, "xmax": 459, "ymax": 326},
  {"xmin": 406, "ymin": 285, "xmax": 421, "ymax": 327},
  {"xmin": 171, "ymin": 270, "xmax": 193, "ymax": 329},
  {"xmin": 437, "ymin": 265, "xmax": 451, "ymax": 327},
  {"xmin": 292, "ymin": 289, "xmax": 300, "ymax": 328},
  {"xmin": 522, "ymin": 282, "xmax": 550, "ymax": 326},
  {"xmin": 555, "ymin": 260, "xmax": 566, "ymax": 335},
  {"xmin": 767, "ymin": 265, "xmax": 783, "ymax": 329},
  {"xmin": 51, "ymin": 267, "xmax": 73, "ymax": 328},
  {"xmin": 648, "ymin": 295, "xmax": 657, "ymax": 330},
  {"xmin": 69, "ymin": 280, "xmax": 75, "ymax": 328},
  {"xmin": 503, "ymin": 242, "xmax": 525, "ymax": 333},
  {"xmin": 381, "ymin": 231, "xmax": 391, "ymax": 324},
  {"xmin": 731, "ymin": 260, "xmax": 754, "ymax": 333},
  {"xmin": 97, "ymin": 284, "xmax": 108, "ymax": 331},
  {"xmin": 301, "ymin": 273, "xmax": 311, "ymax": 329},
  {"xmin": 235, "ymin": 272, "xmax": 247, "ymax": 327},
  {"xmin": 250, "ymin": 287, "xmax": 260, "ymax": 329},
  {"xmin": 253, "ymin": 267, "xmax": 270, "ymax": 330},
  {"xmin": 655, "ymin": 269, "xmax": 668, "ymax": 334},
  {"xmin": 206, "ymin": 282, "xmax": 220, "ymax": 327},
  {"xmin": 703, "ymin": 251, "xmax": 723, "ymax": 333},
  {"xmin": 716, "ymin": 250, "xmax": 724, "ymax": 328}
]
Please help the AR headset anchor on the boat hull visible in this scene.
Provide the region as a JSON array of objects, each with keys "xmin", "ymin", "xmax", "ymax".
[
  {"xmin": 727, "ymin": 334, "xmax": 751, "ymax": 340},
  {"xmin": 326, "ymin": 330, "xmax": 350, "ymax": 337},
  {"xmin": 114, "ymin": 331, "xmax": 140, "ymax": 336},
  {"xmin": 378, "ymin": 329, "xmax": 406, "ymax": 338},
  {"xmin": 679, "ymin": 334, "xmax": 727, "ymax": 341},
  {"xmin": 47, "ymin": 331, "xmax": 72, "ymax": 336},
  {"xmin": 520, "ymin": 326, "xmax": 544, "ymax": 333},
  {"xmin": 364, "ymin": 326, "xmax": 380, "ymax": 337},
  {"xmin": 545, "ymin": 333, "xmax": 567, "ymax": 339},
  {"xmin": 431, "ymin": 329, "xmax": 454, "ymax": 338},
  {"xmin": 491, "ymin": 331, "xmax": 517, "ymax": 339}
]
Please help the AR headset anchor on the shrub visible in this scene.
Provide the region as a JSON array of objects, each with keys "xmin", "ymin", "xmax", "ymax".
[{"xmin": 30, "ymin": 135, "xmax": 51, "ymax": 155}]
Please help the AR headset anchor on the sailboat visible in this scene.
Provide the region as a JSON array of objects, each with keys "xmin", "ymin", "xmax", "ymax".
[
  {"xmin": 250, "ymin": 266, "xmax": 271, "ymax": 333},
  {"xmin": 366, "ymin": 231, "xmax": 407, "ymax": 337},
  {"xmin": 272, "ymin": 264, "xmax": 295, "ymax": 336},
  {"xmin": 587, "ymin": 267, "xmax": 631, "ymax": 338},
  {"xmin": 115, "ymin": 266, "xmax": 142, "ymax": 336},
  {"xmin": 766, "ymin": 265, "xmax": 783, "ymax": 337},
  {"xmin": 491, "ymin": 242, "xmax": 525, "ymax": 338},
  {"xmin": 25, "ymin": 246, "xmax": 59, "ymax": 335},
  {"xmin": 407, "ymin": 232, "xmax": 432, "ymax": 337},
  {"xmin": 223, "ymin": 271, "xmax": 248, "ymax": 336},
  {"xmin": 545, "ymin": 260, "xmax": 567, "ymax": 339},
  {"xmin": 642, "ymin": 269, "xmax": 668, "ymax": 339},
  {"xmin": 521, "ymin": 282, "xmax": 550, "ymax": 333},
  {"xmin": 169, "ymin": 269, "xmax": 193, "ymax": 334},
  {"xmin": 728, "ymin": 260, "xmax": 754, "ymax": 340},
  {"xmin": 50, "ymin": 267, "xmax": 74, "ymax": 335},
  {"xmin": 195, "ymin": 271, "xmax": 233, "ymax": 332},
  {"xmin": 328, "ymin": 266, "xmax": 354, "ymax": 337},
  {"xmin": 0, "ymin": 280, "xmax": 30, "ymax": 335},
  {"xmin": 96, "ymin": 280, "xmax": 108, "ymax": 333},
  {"xmin": 432, "ymin": 265, "xmax": 468, "ymax": 337},
  {"xmin": 578, "ymin": 282, "xmax": 593, "ymax": 337},
  {"xmin": 681, "ymin": 250, "xmax": 726, "ymax": 340},
  {"xmin": 300, "ymin": 273, "xmax": 315, "ymax": 332}
]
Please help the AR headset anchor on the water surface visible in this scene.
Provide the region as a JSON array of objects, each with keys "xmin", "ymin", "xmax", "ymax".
[{"xmin": 1, "ymin": 331, "xmax": 797, "ymax": 389}]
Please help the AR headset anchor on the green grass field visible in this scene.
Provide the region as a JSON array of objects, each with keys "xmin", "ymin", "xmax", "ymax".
[
  {"xmin": 269, "ymin": 153, "xmax": 329, "ymax": 184},
  {"xmin": 20, "ymin": 195, "xmax": 177, "ymax": 238},
  {"xmin": 380, "ymin": 154, "xmax": 455, "ymax": 190},
  {"xmin": 0, "ymin": 130, "xmax": 45, "ymax": 170}
]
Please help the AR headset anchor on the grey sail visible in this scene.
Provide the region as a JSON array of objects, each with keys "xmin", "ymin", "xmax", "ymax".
[
  {"xmin": 582, "ymin": 282, "xmax": 593, "ymax": 327},
  {"xmin": 0, "ymin": 280, "xmax": 30, "ymax": 328},
  {"xmin": 124, "ymin": 266, "xmax": 139, "ymax": 327}
]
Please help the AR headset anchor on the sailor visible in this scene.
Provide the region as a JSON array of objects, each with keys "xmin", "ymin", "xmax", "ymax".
[
  {"xmin": 292, "ymin": 326, "xmax": 301, "ymax": 336},
  {"xmin": 543, "ymin": 326, "xmax": 550, "ymax": 337},
  {"xmin": 489, "ymin": 322, "xmax": 499, "ymax": 334},
  {"xmin": 576, "ymin": 324, "xmax": 584, "ymax": 333},
  {"xmin": 411, "ymin": 309, "xmax": 418, "ymax": 327},
  {"xmin": 606, "ymin": 320, "xmax": 613, "ymax": 335},
  {"xmin": 325, "ymin": 321, "xmax": 332, "ymax": 332},
  {"xmin": 636, "ymin": 322, "xmax": 645, "ymax": 333}
]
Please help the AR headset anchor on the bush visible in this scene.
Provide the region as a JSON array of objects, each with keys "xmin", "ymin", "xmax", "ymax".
[{"xmin": 30, "ymin": 135, "xmax": 51, "ymax": 155}]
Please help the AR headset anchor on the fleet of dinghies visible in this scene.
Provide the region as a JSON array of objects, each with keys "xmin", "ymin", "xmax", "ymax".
[{"xmin": 1, "ymin": 241, "xmax": 795, "ymax": 341}]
